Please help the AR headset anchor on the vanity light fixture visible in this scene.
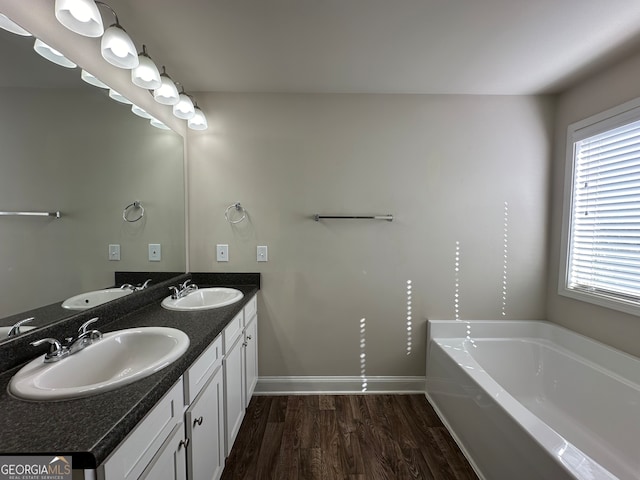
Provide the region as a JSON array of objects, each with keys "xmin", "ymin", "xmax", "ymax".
[
  {"xmin": 131, "ymin": 104, "xmax": 153, "ymax": 119},
  {"xmin": 80, "ymin": 69, "xmax": 109, "ymax": 88},
  {"xmin": 173, "ymin": 88, "xmax": 195, "ymax": 120},
  {"xmin": 108, "ymin": 89, "xmax": 132, "ymax": 104},
  {"xmin": 0, "ymin": 14, "xmax": 32, "ymax": 36},
  {"xmin": 99, "ymin": 6, "xmax": 138, "ymax": 69},
  {"xmin": 54, "ymin": 0, "xmax": 104, "ymax": 38},
  {"xmin": 131, "ymin": 45, "xmax": 161, "ymax": 89},
  {"xmin": 153, "ymin": 66, "xmax": 180, "ymax": 105},
  {"xmin": 188, "ymin": 105, "xmax": 208, "ymax": 131},
  {"xmin": 33, "ymin": 38, "xmax": 77, "ymax": 68}
]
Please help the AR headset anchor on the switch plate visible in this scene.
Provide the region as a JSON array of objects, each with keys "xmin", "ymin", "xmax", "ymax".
[
  {"xmin": 257, "ymin": 245, "xmax": 268, "ymax": 262},
  {"xmin": 109, "ymin": 244, "xmax": 120, "ymax": 261},
  {"xmin": 216, "ymin": 244, "xmax": 229, "ymax": 262},
  {"xmin": 148, "ymin": 243, "xmax": 161, "ymax": 262}
]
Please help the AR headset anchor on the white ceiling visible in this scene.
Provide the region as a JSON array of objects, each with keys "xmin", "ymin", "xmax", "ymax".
[
  {"xmin": 101, "ymin": 0, "xmax": 640, "ymax": 95},
  {"xmin": 6, "ymin": 0, "xmax": 640, "ymax": 95}
]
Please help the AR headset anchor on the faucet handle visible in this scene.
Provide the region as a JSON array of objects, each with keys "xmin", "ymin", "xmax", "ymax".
[
  {"xmin": 180, "ymin": 279, "xmax": 192, "ymax": 290},
  {"xmin": 7, "ymin": 317, "xmax": 34, "ymax": 338},
  {"xmin": 139, "ymin": 279, "xmax": 152, "ymax": 289},
  {"xmin": 78, "ymin": 317, "xmax": 99, "ymax": 335},
  {"xmin": 30, "ymin": 338, "xmax": 67, "ymax": 362}
]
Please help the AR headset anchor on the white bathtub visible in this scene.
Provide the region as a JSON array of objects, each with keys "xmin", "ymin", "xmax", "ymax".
[{"xmin": 426, "ymin": 320, "xmax": 640, "ymax": 480}]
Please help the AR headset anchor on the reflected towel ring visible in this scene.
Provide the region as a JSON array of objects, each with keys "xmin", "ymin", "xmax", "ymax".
[
  {"xmin": 225, "ymin": 202, "xmax": 246, "ymax": 224},
  {"xmin": 123, "ymin": 201, "xmax": 144, "ymax": 222}
]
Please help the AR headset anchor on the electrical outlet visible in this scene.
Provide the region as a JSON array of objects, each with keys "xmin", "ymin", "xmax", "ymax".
[
  {"xmin": 109, "ymin": 244, "xmax": 120, "ymax": 261},
  {"xmin": 148, "ymin": 243, "xmax": 161, "ymax": 261},
  {"xmin": 257, "ymin": 245, "xmax": 268, "ymax": 262},
  {"xmin": 216, "ymin": 244, "xmax": 229, "ymax": 262}
]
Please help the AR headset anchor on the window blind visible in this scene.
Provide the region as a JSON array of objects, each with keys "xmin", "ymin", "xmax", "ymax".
[{"xmin": 568, "ymin": 118, "xmax": 640, "ymax": 301}]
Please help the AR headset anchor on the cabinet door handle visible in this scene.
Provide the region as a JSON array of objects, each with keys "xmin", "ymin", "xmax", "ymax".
[
  {"xmin": 179, "ymin": 438, "xmax": 190, "ymax": 449},
  {"xmin": 193, "ymin": 416, "xmax": 204, "ymax": 427},
  {"xmin": 242, "ymin": 341, "xmax": 248, "ymax": 347},
  {"xmin": 247, "ymin": 335, "xmax": 252, "ymax": 340}
]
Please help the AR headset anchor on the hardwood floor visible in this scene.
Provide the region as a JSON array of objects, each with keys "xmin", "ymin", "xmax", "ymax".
[{"xmin": 221, "ymin": 395, "xmax": 478, "ymax": 480}]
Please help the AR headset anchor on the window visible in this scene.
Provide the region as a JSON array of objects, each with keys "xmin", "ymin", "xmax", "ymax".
[{"xmin": 560, "ymin": 98, "xmax": 640, "ymax": 315}]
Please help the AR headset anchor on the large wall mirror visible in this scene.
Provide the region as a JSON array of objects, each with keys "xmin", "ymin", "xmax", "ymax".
[{"xmin": 0, "ymin": 24, "xmax": 186, "ymax": 343}]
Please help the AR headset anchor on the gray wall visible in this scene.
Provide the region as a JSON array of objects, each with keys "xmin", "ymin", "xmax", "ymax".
[
  {"xmin": 548, "ymin": 51, "xmax": 640, "ymax": 357},
  {"xmin": 187, "ymin": 93, "xmax": 554, "ymax": 377},
  {"xmin": 0, "ymin": 88, "xmax": 185, "ymax": 318}
]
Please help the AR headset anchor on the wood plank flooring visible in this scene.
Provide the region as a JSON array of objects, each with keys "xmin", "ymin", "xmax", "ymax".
[{"xmin": 221, "ymin": 395, "xmax": 478, "ymax": 480}]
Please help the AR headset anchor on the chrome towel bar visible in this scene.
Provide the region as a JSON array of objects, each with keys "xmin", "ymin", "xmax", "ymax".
[
  {"xmin": 0, "ymin": 211, "xmax": 61, "ymax": 218},
  {"xmin": 314, "ymin": 214, "xmax": 393, "ymax": 222}
]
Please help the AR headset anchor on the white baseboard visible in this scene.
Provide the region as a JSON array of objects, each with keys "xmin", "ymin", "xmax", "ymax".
[{"xmin": 255, "ymin": 376, "xmax": 426, "ymax": 395}]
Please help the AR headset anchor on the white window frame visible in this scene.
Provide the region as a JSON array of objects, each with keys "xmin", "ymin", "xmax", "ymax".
[{"xmin": 559, "ymin": 96, "xmax": 640, "ymax": 316}]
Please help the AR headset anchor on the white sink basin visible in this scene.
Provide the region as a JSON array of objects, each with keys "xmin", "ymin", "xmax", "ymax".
[
  {"xmin": 62, "ymin": 288, "xmax": 133, "ymax": 310},
  {"xmin": 0, "ymin": 325, "xmax": 36, "ymax": 338},
  {"xmin": 9, "ymin": 327, "xmax": 189, "ymax": 401},
  {"xmin": 161, "ymin": 287, "xmax": 244, "ymax": 311}
]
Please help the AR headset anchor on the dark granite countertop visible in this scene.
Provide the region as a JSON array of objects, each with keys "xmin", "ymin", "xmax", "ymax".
[{"xmin": 0, "ymin": 273, "xmax": 259, "ymax": 470}]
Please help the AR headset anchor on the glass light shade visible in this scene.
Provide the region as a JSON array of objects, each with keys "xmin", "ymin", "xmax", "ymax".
[
  {"xmin": 188, "ymin": 107, "xmax": 208, "ymax": 130},
  {"xmin": 173, "ymin": 93, "xmax": 195, "ymax": 119},
  {"xmin": 150, "ymin": 117, "xmax": 170, "ymax": 130},
  {"xmin": 131, "ymin": 104, "xmax": 153, "ymax": 119},
  {"xmin": 81, "ymin": 69, "xmax": 108, "ymax": 88},
  {"xmin": 108, "ymin": 89, "xmax": 132, "ymax": 104},
  {"xmin": 101, "ymin": 24, "xmax": 139, "ymax": 69},
  {"xmin": 0, "ymin": 14, "xmax": 31, "ymax": 36},
  {"xmin": 33, "ymin": 39, "xmax": 77, "ymax": 68},
  {"xmin": 55, "ymin": 0, "xmax": 104, "ymax": 37},
  {"xmin": 153, "ymin": 75, "xmax": 179, "ymax": 105},
  {"xmin": 131, "ymin": 54, "xmax": 161, "ymax": 89}
]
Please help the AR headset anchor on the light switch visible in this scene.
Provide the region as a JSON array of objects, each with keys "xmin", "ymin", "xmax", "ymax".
[
  {"xmin": 148, "ymin": 243, "xmax": 161, "ymax": 262},
  {"xmin": 217, "ymin": 244, "xmax": 229, "ymax": 262},
  {"xmin": 257, "ymin": 245, "xmax": 268, "ymax": 262},
  {"xmin": 109, "ymin": 244, "xmax": 120, "ymax": 261}
]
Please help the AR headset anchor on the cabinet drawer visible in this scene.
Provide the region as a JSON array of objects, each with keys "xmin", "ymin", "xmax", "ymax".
[
  {"xmin": 223, "ymin": 311, "xmax": 243, "ymax": 354},
  {"xmin": 183, "ymin": 334, "xmax": 223, "ymax": 405},
  {"xmin": 101, "ymin": 378, "xmax": 183, "ymax": 480},
  {"xmin": 243, "ymin": 295, "xmax": 257, "ymax": 325}
]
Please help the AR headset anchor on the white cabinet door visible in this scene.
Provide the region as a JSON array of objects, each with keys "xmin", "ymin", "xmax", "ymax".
[
  {"xmin": 224, "ymin": 334, "xmax": 244, "ymax": 457},
  {"xmin": 243, "ymin": 315, "xmax": 258, "ymax": 408},
  {"xmin": 186, "ymin": 365, "xmax": 225, "ymax": 480},
  {"xmin": 138, "ymin": 423, "xmax": 187, "ymax": 480}
]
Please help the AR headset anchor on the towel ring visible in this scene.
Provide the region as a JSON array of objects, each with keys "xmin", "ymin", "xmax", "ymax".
[
  {"xmin": 123, "ymin": 201, "xmax": 144, "ymax": 223},
  {"xmin": 225, "ymin": 202, "xmax": 246, "ymax": 224}
]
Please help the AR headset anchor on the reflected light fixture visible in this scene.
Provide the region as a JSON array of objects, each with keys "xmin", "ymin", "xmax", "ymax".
[
  {"xmin": 81, "ymin": 69, "xmax": 109, "ymax": 88},
  {"xmin": 33, "ymin": 39, "xmax": 77, "ymax": 68},
  {"xmin": 150, "ymin": 117, "xmax": 170, "ymax": 130},
  {"xmin": 173, "ymin": 89, "xmax": 195, "ymax": 120},
  {"xmin": 54, "ymin": 0, "xmax": 104, "ymax": 37},
  {"xmin": 108, "ymin": 89, "xmax": 132, "ymax": 104},
  {"xmin": 131, "ymin": 104, "xmax": 153, "ymax": 119},
  {"xmin": 153, "ymin": 67, "xmax": 179, "ymax": 105},
  {"xmin": 131, "ymin": 45, "xmax": 161, "ymax": 89},
  {"xmin": 188, "ymin": 106, "xmax": 208, "ymax": 130},
  {"xmin": 0, "ymin": 14, "xmax": 32, "ymax": 36}
]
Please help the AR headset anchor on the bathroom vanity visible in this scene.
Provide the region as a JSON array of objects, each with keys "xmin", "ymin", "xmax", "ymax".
[{"xmin": 0, "ymin": 272, "xmax": 259, "ymax": 480}]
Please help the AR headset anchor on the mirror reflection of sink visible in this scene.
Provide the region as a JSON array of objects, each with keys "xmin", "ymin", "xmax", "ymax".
[
  {"xmin": 61, "ymin": 288, "xmax": 133, "ymax": 310},
  {"xmin": 161, "ymin": 287, "xmax": 244, "ymax": 311},
  {"xmin": 9, "ymin": 327, "xmax": 189, "ymax": 401},
  {"xmin": 0, "ymin": 325, "xmax": 36, "ymax": 339}
]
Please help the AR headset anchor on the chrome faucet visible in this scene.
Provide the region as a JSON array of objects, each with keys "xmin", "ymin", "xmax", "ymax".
[
  {"xmin": 30, "ymin": 318, "xmax": 102, "ymax": 363},
  {"xmin": 169, "ymin": 280, "xmax": 198, "ymax": 299},
  {"xmin": 7, "ymin": 317, "xmax": 34, "ymax": 338},
  {"xmin": 120, "ymin": 279, "xmax": 152, "ymax": 291}
]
